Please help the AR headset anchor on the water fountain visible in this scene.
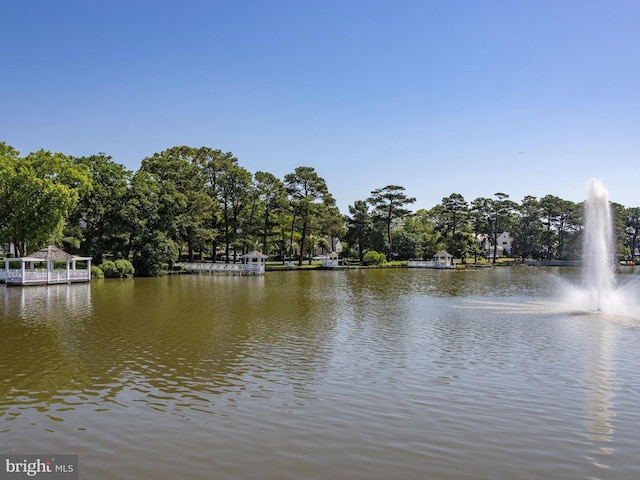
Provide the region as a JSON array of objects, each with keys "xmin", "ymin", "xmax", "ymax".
[
  {"xmin": 456, "ymin": 178, "xmax": 637, "ymax": 318},
  {"xmin": 564, "ymin": 178, "xmax": 631, "ymax": 314},
  {"xmin": 582, "ymin": 179, "xmax": 616, "ymax": 312}
]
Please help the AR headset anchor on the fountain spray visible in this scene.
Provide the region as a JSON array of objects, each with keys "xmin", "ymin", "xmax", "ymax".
[{"xmin": 583, "ymin": 179, "xmax": 615, "ymax": 311}]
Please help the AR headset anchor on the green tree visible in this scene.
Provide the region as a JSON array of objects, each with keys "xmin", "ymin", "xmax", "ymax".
[
  {"xmin": 539, "ymin": 195, "xmax": 582, "ymax": 260},
  {"xmin": 611, "ymin": 202, "xmax": 627, "ymax": 262},
  {"xmin": 139, "ymin": 146, "xmax": 212, "ymax": 263},
  {"xmin": 317, "ymin": 199, "xmax": 345, "ymax": 253},
  {"xmin": 470, "ymin": 197, "xmax": 492, "ymax": 262},
  {"xmin": 195, "ymin": 148, "xmax": 238, "ymax": 261},
  {"xmin": 430, "ymin": 193, "xmax": 470, "ymax": 258},
  {"xmin": 284, "ymin": 166, "xmax": 332, "ymax": 266},
  {"xmin": 346, "ymin": 200, "xmax": 373, "ymax": 262},
  {"xmin": 555, "ymin": 199, "xmax": 582, "ymax": 260},
  {"xmin": 512, "ymin": 195, "xmax": 544, "ymax": 261},
  {"xmin": 125, "ymin": 170, "xmax": 177, "ymax": 276},
  {"xmin": 253, "ymin": 171, "xmax": 287, "ymax": 254},
  {"xmin": 0, "ymin": 142, "xmax": 21, "ymax": 244},
  {"xmin": 220, "ymin": 163, "xmax": 252, "ymax": 261},
  {"xmin": 539, "ymin": 195, "xmax": 562, "ymax": 260},
  {"xmin": 0, "ymin": 146, "xmax": 90, "ymax": 256},
  {"xmin": 624, "ymin": 207, "xmax": 640, "ymax": 261},
  {"xmin": 66, "ymin": 153, "xmax": 132, "ymax": 263},
  {"xmin": 368, "ymin": 185, "xmax": 416, "ymax": 261},
  {"xmin": 488, "ymin": 192, "xmax": 517, "ymax": 263},
  {"xmin": 404, "ymin": 209, "xmax": 441, "ymax": 259}
]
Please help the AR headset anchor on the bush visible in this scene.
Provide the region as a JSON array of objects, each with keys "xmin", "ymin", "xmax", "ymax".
[
  {"xmin": 91, "ymin": 265, "xmax": 105, "ymax": 279},
  {"xmin": 362, "ymin": 250, "xmax": 386, "ymax": 266},
  {"xmin": 99, "ymin": 260, "xmax": 118, "ymax": 278},
  {"xmin": 99, "ymin": 259, "xmax": 135, "ymax": 278},
  {"xmin": 115, "ymin": 259, "xmax": 135, "ymax": 278}
]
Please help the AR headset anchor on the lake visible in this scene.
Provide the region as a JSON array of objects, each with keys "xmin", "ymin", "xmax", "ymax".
[{"xmin": 2, "ymin": 267, "xmax": 640, "ymax": 479}]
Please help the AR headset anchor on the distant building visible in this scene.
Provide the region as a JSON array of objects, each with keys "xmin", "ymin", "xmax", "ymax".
[
  {"xmin": 478, "ymin": 232, "xmax": 512, "ymax": 258},
  {"xmin": 314, "ymin": 236, "xmax": 343, "ymax": 256}
]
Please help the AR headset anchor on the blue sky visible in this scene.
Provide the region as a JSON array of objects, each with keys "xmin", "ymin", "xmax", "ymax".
[{"xmin": 2, "ymin": 0, "xmax": 639, "ymax": 212}]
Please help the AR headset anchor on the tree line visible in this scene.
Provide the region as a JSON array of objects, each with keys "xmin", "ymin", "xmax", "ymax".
[{"xmin": 1, "ymin": 141, "xmax": 639, "ymax": 275}]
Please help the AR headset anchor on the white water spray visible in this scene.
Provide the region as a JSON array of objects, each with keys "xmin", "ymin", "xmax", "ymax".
[
  {"xmin": 458, "ymin": 179, "xmax": 640, "ymax": 320},
  {"xmin": 582, "ymin": 179, "xmax": 616, "ymax": 311}
]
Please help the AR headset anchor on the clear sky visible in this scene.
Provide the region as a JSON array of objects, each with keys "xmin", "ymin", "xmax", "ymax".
[{"xmin": 2, "ymin": 0, "xmax": 639, "ymax": 212}]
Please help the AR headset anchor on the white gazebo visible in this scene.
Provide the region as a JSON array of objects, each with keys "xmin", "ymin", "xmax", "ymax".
[
  {"xmin": 432, "ymin": 250, "xmax": 454, "ymax": 268},
  {"xmin": 3, "ymin": 245, "xmax": 92, "ymax": 285},
  {"xmin": 408, "ymin": 250, "xmax": 455, "ymax": 269},
  {"xmin": 321, "ymin": 251, "xmax": 340, "ymax": 269},
  {"xmin": 240, "ymin": 250, "xmax": 268, "ymax": 274}
]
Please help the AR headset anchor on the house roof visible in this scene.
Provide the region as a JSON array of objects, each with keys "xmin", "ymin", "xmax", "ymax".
[{"xmin": 29, "ymin": 245, "xmax": 74, "ymax": 261}]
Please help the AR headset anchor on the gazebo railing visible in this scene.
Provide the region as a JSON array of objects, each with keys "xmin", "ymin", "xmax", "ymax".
[
  {"xmin": 408, "ymin": 260, "xmax": 454, "ymax": 269},
  {"xmin": 242, "ymin": 263, "xmax": 265, "ymax": 274},
  {"xmin": 321, "ymin": 259, "xmax": 339, "ymax": 268},
  {"xmin": 69, "ymin": 270, "xmax": 91, "ymax": 280},
  {"xmin": 4, "ymin": 268, "xmax": 91, "ymax": 284},
  {"xmin": 175, "ymin": 262, "xmax": 264, "ymax": 275}
]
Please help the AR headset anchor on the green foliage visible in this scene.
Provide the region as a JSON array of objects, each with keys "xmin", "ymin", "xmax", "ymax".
[
  {"xmin": 132, "ymin": 233, "xmax": 176, "ymax": 277},
  {"xmin": 0, "ymin": 145, "xmax": 91, "ymax": 256},
  {"xmin": 115, "ymin": 259, "xmax": 135, "ymax": 278},
  {"xmin": 285, "ymin": 166, "xmax": 332, "ymax": 266},
  {"xmin": 368, "ymin": 185, "xmax": 416, "ymax": 261},
  {"xmin": 99, "ymin": 260, "xmax": 118, "ymax": 277},
  {"xmin": 6, "ymin": 140, "xmax": 640, "ymax": 267},
  {"xmin": 253, "ymin": 171, "xmax": 287, "ymax": 255},
  {"xmin": 362, "ymin": 250, "xmax": 386, "ymax": 266},
  {"xmin": 346, "ymin": 200, "xmax": 373, "ymax": 261},
  {"xmin": 67, "ymin": 154, "xmax": 133, "ymax": 263},
  {"xmin": 99, "ymin": 259, "xmax": 135, "ymax": 278},
  {"xmin": 91, "ymin": 265, "xmax": 105, "ymax": 279}
]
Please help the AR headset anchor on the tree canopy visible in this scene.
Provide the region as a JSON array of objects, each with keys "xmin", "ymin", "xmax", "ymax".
[{"xmin": 2, "ymin": 140, "xmax": 639, "ymax": 273}]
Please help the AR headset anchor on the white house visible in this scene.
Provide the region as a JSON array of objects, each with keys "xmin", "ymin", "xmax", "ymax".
[
  {"xmin": 478, "ymin": 232, "xmax": 512, "ymax": 258},
  {"xmin": 313, "ymin": 236, "xmax": 343, "ymax": 256}
]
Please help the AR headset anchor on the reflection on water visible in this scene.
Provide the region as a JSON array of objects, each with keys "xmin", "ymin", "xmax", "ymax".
[
  {"xmin": 584, "ymin": 320, "xmax": 615, "ymax": 472},
  {"xmin": 2, "ymin": 268, "xmax": 640, "ymax": 479}
]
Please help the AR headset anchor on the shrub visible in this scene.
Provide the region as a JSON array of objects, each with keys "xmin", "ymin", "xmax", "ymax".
[
  {"xmin": 362, "ymin": 250, "xmax": 386, "ymax": 266},
  {"xmin": 99, "ymin": 260, "xmax": 118, "ymax": 278},
  {"xmin": 99, "ymin": 259, "xmax": 135, "ymax": 278},
  {"xmin": 115, "ymin": 259, "xmax": 135, "ymax": 278},
  {"xmin": 91, "ymin": 265, "xmax": 105, "ymax": 279}
]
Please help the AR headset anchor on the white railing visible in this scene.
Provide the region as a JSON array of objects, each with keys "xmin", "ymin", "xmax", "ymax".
[
  {"xmin": 4, "ymin": 268, "xmax": 91, "ymax": 284},
  {"xmin": 240, "ymin": 264, "xmax": 261, "ymax": 274},
  {"xmin": 69, "ymin": 270, "xmax": 91, "ymax": 280},
  {"xmin": 175, "ymin": 262, "xmax": 265, "ymax": 275},
  {"xmin": 322, "ymin": 259, "xmax": 339, "ymax": 268},
  {"xmin": 408, "ymin": 260, "xmax": 454, "ymax": 269}
]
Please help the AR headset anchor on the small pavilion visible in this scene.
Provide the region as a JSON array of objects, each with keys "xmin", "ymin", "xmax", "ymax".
[
  {"xmin": 240, "ymin": 250, "xmax": 268, "ymax": 274},
  {"xmin": 407, "ymin": 250, "xmax": 455, "ymax": 269},
  {"xmin": 432, "ymin": 250, "xmax": 454, "ymax": 268},
  {"xmin": 321, "ymin": 251, "xmax": 340, "ymax": 269},
  {"xmin": 3, "ymin": 245, "xmax": 92, "ymax": 285}
]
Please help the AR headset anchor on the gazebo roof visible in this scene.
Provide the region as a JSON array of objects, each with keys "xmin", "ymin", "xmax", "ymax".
[
  {"xmin": 29, "ymin": 245, "xmax": 74, "ymax": 261},
  {"xmin": 240, "ymin": 250, "xmax": 268, "ymax": 258},
  {"xmin": 434, "ymin": 250, "xmax": 453, "ymax": 258}
]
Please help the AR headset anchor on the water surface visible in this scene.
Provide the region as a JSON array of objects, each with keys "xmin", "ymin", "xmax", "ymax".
[{"xmin": 2, "ymin": 268, "xmax": 640, "ymax": 479}]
